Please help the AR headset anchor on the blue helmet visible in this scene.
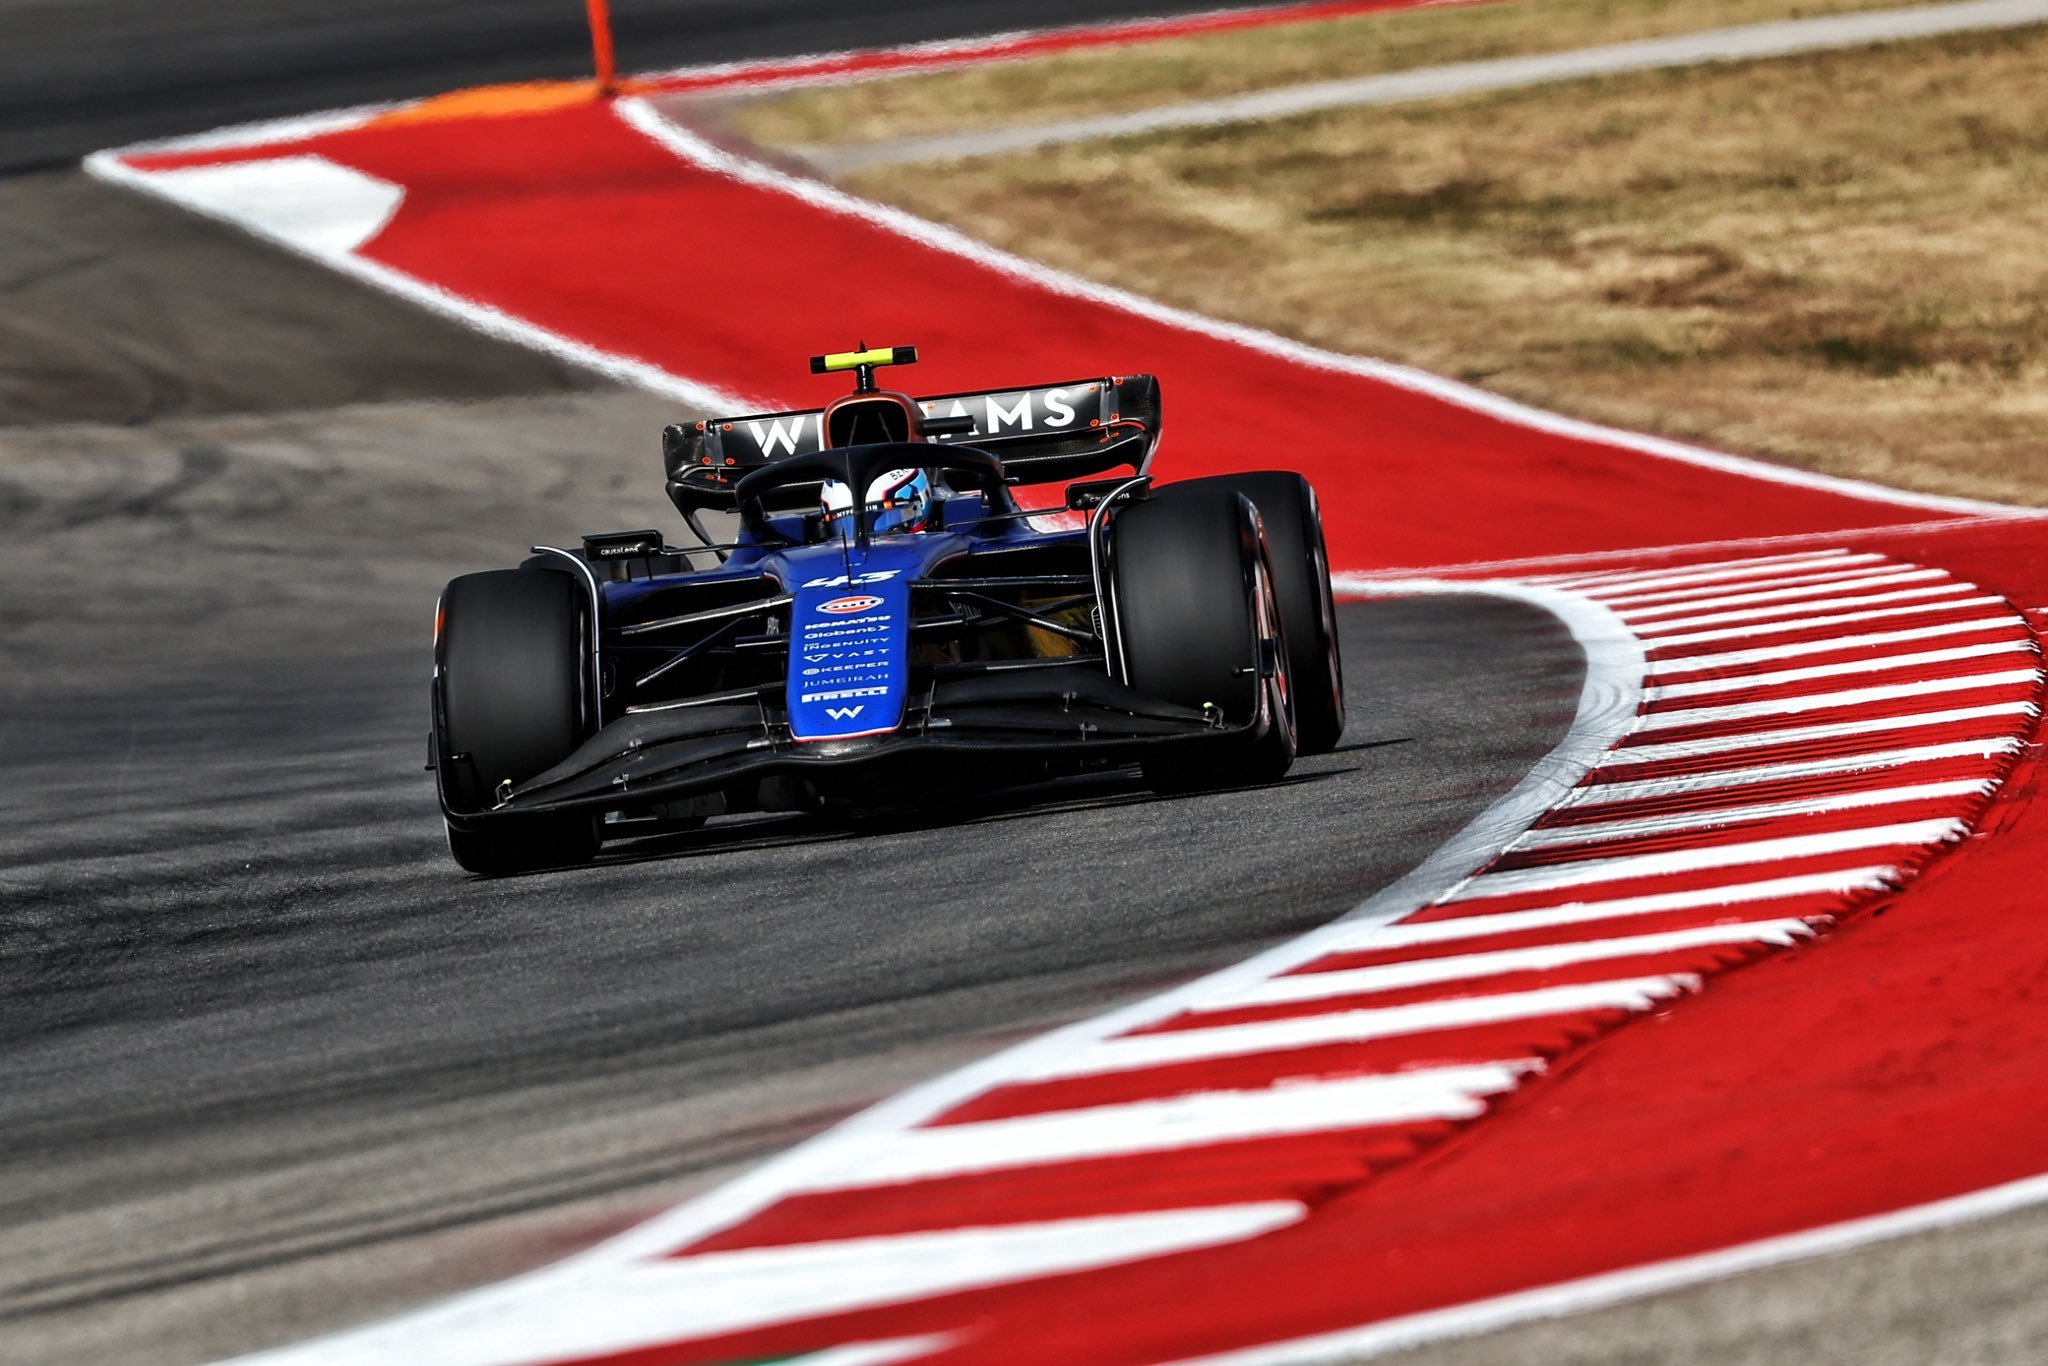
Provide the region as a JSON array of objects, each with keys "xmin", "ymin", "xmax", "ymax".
[{"xmin": 821, "ymin": 466, "xmax": 933, "ymax": 535}]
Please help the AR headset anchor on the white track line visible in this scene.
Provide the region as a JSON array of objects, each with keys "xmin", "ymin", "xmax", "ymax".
[
  {"xmin": 1020, "ymin": 979, "xmax": 1697, "ymax": 1081},
  {"xmin": 1644, "ymin": 596, "xmax": 2008, "ymax": 649},
  {"xmin": 1649, "ymin": 641, "xmax": 2037, "ymax": 700},
  {"xmin": 1518, "ymin": 780, "xmax": 1991, "ymax": 848},
  {"xmin": 1334, "ymin": 868, "xmax": 1895, "ymax": 950},
  {"xmin": 1450, "ymin": 819, "xmax": 1965, "ymax": 900},
  {"xmin": 1561, "ymin": 740, "xmax": 2022, "ymax": 807},
  {"xmin": 1550, "ymin": 551, "xmax": 1877, "ymax": 593},
  {"xmin": 1613, "ymin": 569, "xmax": 1949, "ymax": 619},
  {"xmin": 1595, "ymin": 564, "xmax": 1943, "ymax": 608},
  {"xmin": 1602, "ymin": 702, "xmax": 2037, "ymax": 766},
  {"xmin": 1630, "ymin": 583, "xmax": 1975, "ymax": 635},
  {"xmin": 1652, "ymin": 617, "xmax": 2025, "ymax": 671},
  {"xmin": 1636, "ymin": 669, "xmax": 2042, "ymax": 729},
  {"xmin": 1224, "ymin": 922, "xmax": 1816, "ymax": 1006},
  {"xmin": 802, "ymin": 1066, "xmax": 1531, "ymax": 1187}
]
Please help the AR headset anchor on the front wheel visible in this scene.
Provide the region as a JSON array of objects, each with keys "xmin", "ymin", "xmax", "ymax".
[
  {"xmin": 433, "ymin": 568, "xmax": 601, "ymax": 875},
  {"xmin": 1109, "ymin": 485, "xmax": 1295, "ymax": 793},
  {"xmin": 1155, "ymin": 471, "xmax": 1344, "ymax": 754}
]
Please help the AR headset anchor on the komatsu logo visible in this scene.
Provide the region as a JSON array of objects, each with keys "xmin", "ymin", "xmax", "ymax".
[{"xmin": 818, "ymin": 594, "xmax": 884, "ymax": 615}]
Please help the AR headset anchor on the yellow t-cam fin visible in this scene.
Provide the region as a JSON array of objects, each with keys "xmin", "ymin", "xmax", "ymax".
[{"xmin": 811, "ymin": 345, "xmax": 918, "ymax": 374}]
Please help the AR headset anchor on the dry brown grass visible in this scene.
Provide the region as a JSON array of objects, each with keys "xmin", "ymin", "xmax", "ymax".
[
  {"xmin": 735, "ymin": 0, "xmax": 1942, "ymax": 149},
  {"xmin": 839, "ymin": 24, "xmax": 2048, "ymax": 507}
]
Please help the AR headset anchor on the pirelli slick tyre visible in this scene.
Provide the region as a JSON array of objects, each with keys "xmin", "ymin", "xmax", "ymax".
[
  {"xmin": 1111, "ymin": 486, "xmax": 1296, "ymax": 792},
  {"xmin": 434, "ymin": 568, "xmax": 600, "ymax": 875},
  {"xmin": 1156, "ymin": 471, "xmax": 1344, "ymax": 754}
]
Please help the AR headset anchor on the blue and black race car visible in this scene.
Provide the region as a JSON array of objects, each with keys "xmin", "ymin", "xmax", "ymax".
[{"xmin": 429, "ymin": 346, "xmax": 1343, "ymax": 874}]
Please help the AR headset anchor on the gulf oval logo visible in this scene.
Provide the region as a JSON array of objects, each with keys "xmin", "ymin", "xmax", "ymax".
[{"xmin": 819, "ymin": 594, "xmax": 884, "ymax": 615}]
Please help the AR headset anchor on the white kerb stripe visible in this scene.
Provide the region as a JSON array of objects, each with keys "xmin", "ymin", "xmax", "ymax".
[
  {"xmin": 1643, "ymin": 596, "xmax": 2006, "ymax": 649},
  {"xmin": 1613, "ymin": 568, "xmax": 1947, "ymax": 619},
  {"xmin": 1222, "ymin": 922, "xmax": 1816, "ymax": 1007},
  {"xmin": 227, "ymin": 1208, "xmax": 1297, "ymax": 1366},
  {"xmin": 802, "ymin": 1065, "xmax": 1530, "ymax": 1188},
  {"xmin": 1554, "ymin": 551, "xmax": 1871, "ymax": 594},
  {"xmin": 1650, "ymin": 616, "xmax": 2023, "ymax": 672},
  {"xmin": 1519, "ymin": 780, "xmax": 1990, "ymax": 849},
  {"xmin": 1596, "ymin": 563, "xmax": 1935, "ymax": 608},
  {"xmin": 1452, "ymin": 819, "xmax": 1964, "ymax": 900},
  {"xmin": 1327, "ymin": 868, "xmax": 1897, "ymax": 951},
  {"xmin": 1651, "ymin": 616, "xmax": 2024, "ymax": 672},
  {"xmin": 1650, "ymin": 641, "xmax": 2036, "ymax": 699},
  {"xmin": 1020, "ymin": 978, "xmax": 1695, "ymax": 1081},
  {"xmin": 1636, "ymin": 669, "xmax": 2041, "ymax": 729},
  {"xmin": 1560, "ymin": 740, "xmax": 2021, "ymax": 806},
  {"xmin": 1630, "ymin": 583, "xmax": 1973, "ymax": 636},
  {"xmin": 1602, "ymin": 702, "xmax": 2036, "ymax": 766}
]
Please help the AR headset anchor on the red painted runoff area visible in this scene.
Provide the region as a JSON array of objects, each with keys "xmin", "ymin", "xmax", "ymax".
[{"xmin": 124, "ymin": 100, "xmax": 1973, "ymax": 571}]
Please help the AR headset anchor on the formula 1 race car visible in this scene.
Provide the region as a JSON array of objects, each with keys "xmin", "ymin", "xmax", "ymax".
[{"xmin": 429, "ymin": 345, "xmax": 1343, "ymax": 875}]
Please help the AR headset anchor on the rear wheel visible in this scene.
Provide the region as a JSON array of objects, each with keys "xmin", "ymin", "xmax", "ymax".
[
  {"xmin": 434, "ymin": 569, "xmax": 600, "ymax": 875},
  {"xmin": 1157, "ymin": 472, "xmax": 1344, "ymax": 754},
  {"xmin": 1110, "ymin": 486, "xmax": 1295, "ymax": 793}
]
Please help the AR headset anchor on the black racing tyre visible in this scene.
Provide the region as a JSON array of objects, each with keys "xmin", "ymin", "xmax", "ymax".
[
  {"xmin": 434, "ymin": 568, "xmax": 600, "ymax": 875},
  {"xmin": 1156, "ymin": 471, "xmax": 1344, "ymax": 754},
  {"xmin": 1110, "ymin": 485, "xmax": 1296, "ymax": 792}
]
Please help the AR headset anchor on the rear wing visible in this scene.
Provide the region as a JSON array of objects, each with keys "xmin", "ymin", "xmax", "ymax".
[{"xmin": 663, "ymin": 374, "xmax": 1160, "ymax": 514}]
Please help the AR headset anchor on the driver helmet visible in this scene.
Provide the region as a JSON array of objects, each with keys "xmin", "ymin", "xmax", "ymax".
[{"xmin": 820, "ymin": 466, "xmax": 933, "ymax": 534}]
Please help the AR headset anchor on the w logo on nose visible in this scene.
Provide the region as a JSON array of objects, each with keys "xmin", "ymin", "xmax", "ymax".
[{"xmin": 825, "ymin": 705, "xmax": 865, "ymax": 721}]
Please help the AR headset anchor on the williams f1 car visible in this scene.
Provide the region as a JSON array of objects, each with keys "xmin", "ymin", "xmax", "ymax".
[{"xmin": 429, "ymin": 346, "xmax": 1344, "ymax": 874}]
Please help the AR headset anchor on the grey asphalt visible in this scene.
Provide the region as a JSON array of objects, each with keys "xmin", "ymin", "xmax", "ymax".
[{"xmin": 0, "ymin": 61, "xmax": 1587, "ymax": 1365}]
